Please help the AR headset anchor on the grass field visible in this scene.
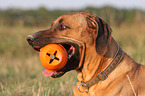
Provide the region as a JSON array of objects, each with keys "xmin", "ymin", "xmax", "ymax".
[{"xmin": 0, "ymin": 22, "xmax": 145, "ymax": 96}]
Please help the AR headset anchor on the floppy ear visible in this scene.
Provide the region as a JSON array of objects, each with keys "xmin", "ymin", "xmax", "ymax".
[
  {"xmin": 86, "ymin": 15, "xmax": 112, "ymax": 56},
  {"xmin": 86, "ymin": 15, "xmax": 99, "ymax": 39},
  {"xmin": 86, "ymin": 16, "xmax": 98, "ymax": 29},
  {"xmin": 95, "ymin": 17, "xmax": 112, "ymax": 56}
]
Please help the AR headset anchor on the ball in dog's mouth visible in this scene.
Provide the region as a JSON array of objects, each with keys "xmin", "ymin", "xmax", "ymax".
[{"xmin": 42, "ymin": 44, "xmax": 76, "ymax": 78}]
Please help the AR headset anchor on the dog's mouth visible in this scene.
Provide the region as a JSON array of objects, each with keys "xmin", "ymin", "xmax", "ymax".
[{"xmin": 33, "ymin": 43, "xmax": 80, "ymax": 78}]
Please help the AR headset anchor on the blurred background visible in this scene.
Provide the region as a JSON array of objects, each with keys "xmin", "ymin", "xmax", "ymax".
[{"xmin": 0, "ymin": 0, "xmax": 145, "ymax": 95}]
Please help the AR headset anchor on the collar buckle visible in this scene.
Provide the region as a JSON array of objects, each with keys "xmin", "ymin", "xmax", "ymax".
[{"xmin": 97, "ymin": 71, "xmax": 108, "ymax": 81}]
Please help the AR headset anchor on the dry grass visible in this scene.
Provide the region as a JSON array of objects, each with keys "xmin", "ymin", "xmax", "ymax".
[
  {"xmin": 0, "ymin": 23, "xmax": 144, "ymax": 95},
  {"xmin": 0, "ymin": 56, "xmax": 77, "ymax": 96}
]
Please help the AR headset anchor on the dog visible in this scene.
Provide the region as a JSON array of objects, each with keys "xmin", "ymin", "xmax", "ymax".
[{"xmin": 27, "ymin": 12, "xmax": 145, "ymax": 96}]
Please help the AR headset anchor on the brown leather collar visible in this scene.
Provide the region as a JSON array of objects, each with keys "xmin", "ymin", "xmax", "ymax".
[{"xmin": 78, "ymin": 45, "xmax": 124, "ymax": 93}]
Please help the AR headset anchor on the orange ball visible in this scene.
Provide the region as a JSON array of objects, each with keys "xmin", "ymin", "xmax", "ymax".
[{"xmin": 39, "ymin": 44, "xmax": 68, "ymax": 72}]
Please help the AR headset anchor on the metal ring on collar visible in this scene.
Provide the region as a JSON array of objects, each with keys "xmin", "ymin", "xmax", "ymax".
[{"xmin": 78, "ymin": 82, "xmax": 88, "ymax": 93}]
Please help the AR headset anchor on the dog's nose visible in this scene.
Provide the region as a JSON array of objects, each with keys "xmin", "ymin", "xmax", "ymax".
[{"xmin": 27, "ymin": 35, "xmax": 34, "ymax": 44}]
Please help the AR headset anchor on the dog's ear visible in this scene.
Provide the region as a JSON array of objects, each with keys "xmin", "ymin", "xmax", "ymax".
[
  {"xmin": 86, "ymin": 15, "xmax": 112, "ymax": 56},
  {"xmin": 95, "ymin": 17, "xmax": 112, "ymax": 56},
  {"xmin": 86, "ymin": 15, "xmax": 99, "ymax": 42},
  {"xmin": 86, "ymin": 15, "xmax": 98, "ymax": 29}
]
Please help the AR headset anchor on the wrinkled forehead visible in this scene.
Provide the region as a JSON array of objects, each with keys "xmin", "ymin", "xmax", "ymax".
[{"xmin": 52, "ymin": 13, "xmax": 87, "ymax": 27}]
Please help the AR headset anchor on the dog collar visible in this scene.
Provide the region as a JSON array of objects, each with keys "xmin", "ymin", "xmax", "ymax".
[{"xmin": 78, "ymin": 45, "xmax": 124, "ymax": 93}]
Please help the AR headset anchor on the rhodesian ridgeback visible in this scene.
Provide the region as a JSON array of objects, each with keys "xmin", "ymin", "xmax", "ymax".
[{"xmin": 27, "ymin": 12, "xmax": 145, "ymax": 96}]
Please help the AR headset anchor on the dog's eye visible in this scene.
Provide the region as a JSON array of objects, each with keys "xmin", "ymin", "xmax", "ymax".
[{"xmin": 59, "ymin": 25, "xmax": 67, "ymax": 30}]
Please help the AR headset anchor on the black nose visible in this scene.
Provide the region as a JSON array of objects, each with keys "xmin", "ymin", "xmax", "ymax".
[{"xmin": 27, "ymin": 35, "xmax": 34, "ymax": 44}]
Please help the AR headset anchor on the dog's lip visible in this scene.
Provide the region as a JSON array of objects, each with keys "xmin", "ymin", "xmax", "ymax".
[
  {"xmin": 51, "ymin": 71, "xmax": 66, "ymax": 78},
  {"xmin": 42, "ymin": 70, "xmax": 65, "ymax": 78},
  {"xmin": 34, "ymin": 46, "xmax": 41, "ymax": 51},
  {"xmin": 33, "ymin": 42, "xmax": 77, "ymax": 51}
]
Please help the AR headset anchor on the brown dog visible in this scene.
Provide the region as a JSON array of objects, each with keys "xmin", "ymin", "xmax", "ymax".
[{"xmin": 27, "ymin": 12, "xmax": 145, "ymax": 96}]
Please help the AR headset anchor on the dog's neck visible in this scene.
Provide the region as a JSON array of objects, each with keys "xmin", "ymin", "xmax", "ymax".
[{"xmin": 77, "ymin": 38, "xmax": 120, "ymax": 82}]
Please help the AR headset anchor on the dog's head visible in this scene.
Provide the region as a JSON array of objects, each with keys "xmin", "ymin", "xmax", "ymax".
[{"xmin": 26, "ymin": 12, "xmax": 112, "ymax": 78}]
